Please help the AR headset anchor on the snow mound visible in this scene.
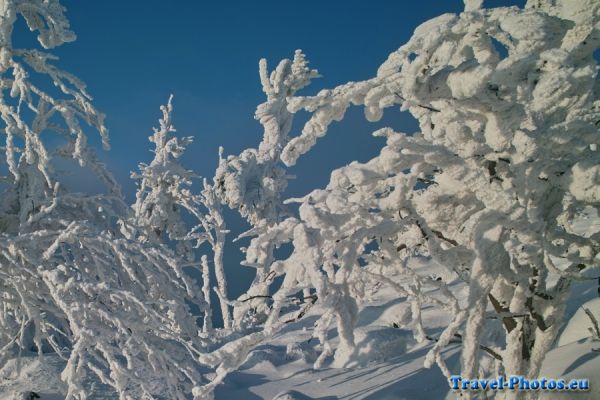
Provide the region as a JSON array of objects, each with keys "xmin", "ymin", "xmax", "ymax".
[
  {"xmin": 0, "ymin": 355, "xmax": 66, "ymax": 399},
  {"xmin": 273, "ymin": 390, "xmax": 321, "ymax": 400},
  {"xmin": 557, "ymin": 298, "xmax": 600, "ymax": 347},
  {"xmin": 538, "ymin": 297, "xmax": 600, "ymax": 399},
  {"xmin": 539, "ymin": 338, "xmax": 600, "ymax": 399},
  {"xmin": 333, "ymin": 326, "xmax": 414, "ymax": 368}
]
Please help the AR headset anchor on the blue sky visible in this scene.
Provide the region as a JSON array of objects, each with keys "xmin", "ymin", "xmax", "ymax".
[
  {"xmin": 15, "ymin": 0, "xmax": 525, "ymax": 318},
  {"xmin": 46, "ymin": 0, "xmax": 523, "ymax": 199}
]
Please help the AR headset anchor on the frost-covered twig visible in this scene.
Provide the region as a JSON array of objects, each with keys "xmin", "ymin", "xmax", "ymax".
[{"xmin": 583, "ymin": 308, "xmax": 600, "ymax": 339}]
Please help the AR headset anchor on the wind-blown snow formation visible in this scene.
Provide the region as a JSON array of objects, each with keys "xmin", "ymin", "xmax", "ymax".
[{"xmin": 0, "ymin": 0, "xmax": 598, "ymax": 399}]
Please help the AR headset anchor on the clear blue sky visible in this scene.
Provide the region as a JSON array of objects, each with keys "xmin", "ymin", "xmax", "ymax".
[
  {"xmin": 15, "ymin": 0, "xmax": 525, "ymax": 315},
  {"xmin": 46, "ymin": 0, "xmax": 523, "ymax": 199}
]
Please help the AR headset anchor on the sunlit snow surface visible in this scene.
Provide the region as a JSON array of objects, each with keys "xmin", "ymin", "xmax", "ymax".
[{"xmin": 2, "ymin": 252, "xmax": 598, "ymax": 400}]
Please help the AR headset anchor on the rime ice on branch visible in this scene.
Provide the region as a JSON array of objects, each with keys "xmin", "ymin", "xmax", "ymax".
[
  {"xmin": 0, "ymin": 2, "xmax": 208, "ymax": 399},
  {"xmin": 214, "ymin": 50, "xmax": 318, "ymax": 329},
  {"xmin": 1, "ymin": 0, "xmax": 599, "ymax": 399},
  {"xmin": 226, "ymin": 1, "xmax": 600, "ymax": 398}
]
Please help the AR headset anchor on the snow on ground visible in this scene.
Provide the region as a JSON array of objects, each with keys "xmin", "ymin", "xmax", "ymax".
[
  {"xmin": 213, "ymin": 258, "xmax": 600, "ymax": 399},
  {"xmin": 1, "ymin": 257, "xmax": 598, "ymax": 399},
  {"xmin": 535, "ymin": 296, "xmax": 600, "ymax": 400},
  {"xmin": 0, "ymin": 354, "xmax": 116, "ymax": 400},
  {"xmin": 215, "ymin": 287, "xmax": 460, "ymax": 400},
  {"xmin": 539, "ymin": 338, "xmax": 600, "ymax": 399},
  {"xmin": 558, "ymin": 297, "xmax": 600, "ymax": 347},
  {"xmin": 0, "ymin": 356, "xmax": 65, "ymax": 399},
  {"xmin": 220, "ymin": 345, "xmax": 459, "ymax": 400}
]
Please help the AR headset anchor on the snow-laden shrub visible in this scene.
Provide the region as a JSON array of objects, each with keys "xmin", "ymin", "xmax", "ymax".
[
  {"xmin": 1, "ymin": 0, "xmax": 598, "ymax": 399},
  {"xmin": 215, "ymin": 0, "xmax": 599, "ymax": 398},
  {"xmin": 0, "ymin": 2, "xmax": 210, "ymax": 398}
]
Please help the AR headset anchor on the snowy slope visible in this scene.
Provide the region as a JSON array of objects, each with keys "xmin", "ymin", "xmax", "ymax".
[
  {"xmin": 215, "ymin": 270, "xmax": 461, "ymax": 400},
  {"xmin": 1, "ymin": 254, "xmax": 599, "ymax": 400},
  {"xmin": 1, "ymin": 253, "xmax": 599, "ymax": 400},
  {"xmin": 214, "ymin": 274, "xmax": 600, "ymax": 400}
]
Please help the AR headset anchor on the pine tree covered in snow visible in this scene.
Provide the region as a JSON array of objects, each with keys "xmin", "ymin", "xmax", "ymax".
[{"xmin": 0, "ymin": 0, "xmax": 598, "ymax": 399}]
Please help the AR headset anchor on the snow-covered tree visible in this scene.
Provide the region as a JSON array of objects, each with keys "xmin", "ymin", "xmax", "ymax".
[
  {"xmin": 0, "ymin": 2, "xmax": 207, "ymax": 399},
  {"xmin": 214, "ymin": 49, "xmax": 319, "ymax": 328},
  {"xmin": 1, "ymin": 0, "xmax": 598, "ymax": 399},
  {"xmin": 130, "ymin": 96, "xmax": 196, "ymax": 253},
  {"xmin": 209, "ymin": 0, "xmax": 599, "ymax": 398},
  {"xmin": 129, "ymin": 95, "xmax": 231, "ymax": 330}
]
